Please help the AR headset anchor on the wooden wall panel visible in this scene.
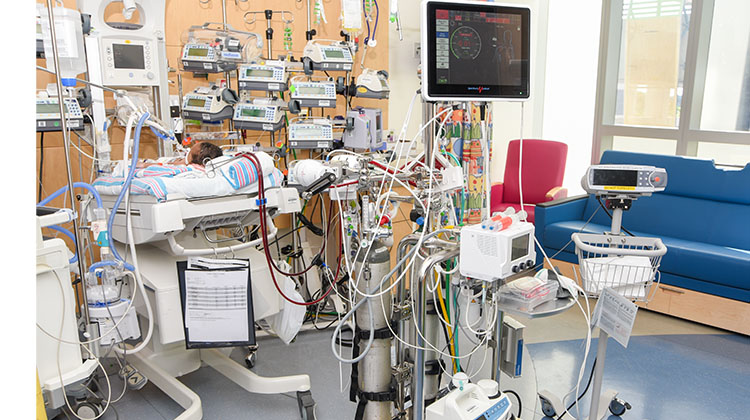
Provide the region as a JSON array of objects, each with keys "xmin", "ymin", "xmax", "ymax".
[{"xmin": 36, "ymin": 0, "xmax": 389, "ymax": 203}]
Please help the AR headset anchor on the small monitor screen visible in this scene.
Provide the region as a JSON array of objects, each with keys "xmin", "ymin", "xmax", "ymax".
[
  {"xmin": 294, "ymin": 126, "xmax": 323, "ymax": 138},
  {"xmin": 241, "ymin": 108, "xmax": 265, "ymax": 118},
  {"xmin": 298, "ymin": 86, "xmax": 327, "ymax": 96},
  {"xmin": 246, "ymin": 69, "xmax": 274, "ymax": 78},
  {"xmin": 324, "ymin": 49, "xmax": 346, "ymax": 59},
  {"xmin": 113, "ymin": 44, "xmax": 145, "ymax": 69},
  {"xmin": 593, "ymin": 169, "xmax": 638, "ymax": 187},
  {"xmin": 511, "ymin": 234, "xmax": 529, "ymax": 261},
  {"xmin": 187, "ymin": 47, "xmax": 209, "ymax": 57},
  {"xmin": 187, "ymin": 98, "xmax": 206, "ymax": 108},
  {"xmin": 425, "ymin": 1, "xmax": 530, "ymax": 100},
  {"xmin": 37, "ymin": 103, "xmax": 67, "ymax": 114}
]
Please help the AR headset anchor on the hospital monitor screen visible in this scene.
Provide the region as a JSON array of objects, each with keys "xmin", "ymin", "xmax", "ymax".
[{"xmin": 423, "ymin": 1, "xmax": 530, "ymax": 101}]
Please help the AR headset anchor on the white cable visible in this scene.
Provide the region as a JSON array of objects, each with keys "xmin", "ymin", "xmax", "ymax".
[{"xmin": 518, "ymin": 101, "xmax": 526, "ymax": 221}]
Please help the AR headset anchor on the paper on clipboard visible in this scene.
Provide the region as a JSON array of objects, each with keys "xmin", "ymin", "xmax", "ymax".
[{"xmin": 184, "ymin": 268, "xmax": 249, "ymax": 343}]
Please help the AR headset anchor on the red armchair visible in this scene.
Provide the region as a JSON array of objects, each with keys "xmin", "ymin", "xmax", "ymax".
[{"xmin": 490, "ymin": 139, "xmax": 568, "ymax": 223}]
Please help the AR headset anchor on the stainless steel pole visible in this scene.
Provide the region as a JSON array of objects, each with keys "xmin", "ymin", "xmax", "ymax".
[{"xmin": 44, "ymin": 1, "xmax": 91, "ymax": 327}]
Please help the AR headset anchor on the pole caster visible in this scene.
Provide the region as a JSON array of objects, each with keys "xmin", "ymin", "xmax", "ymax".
[{"xmin": 297, "ymin": 390, "xmax": 316, "ymax": 420}]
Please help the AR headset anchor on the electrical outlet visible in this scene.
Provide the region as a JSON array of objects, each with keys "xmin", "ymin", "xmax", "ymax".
[{"xmin": 413, "ymin": 42, "xmax": 421, "ymax": 59}]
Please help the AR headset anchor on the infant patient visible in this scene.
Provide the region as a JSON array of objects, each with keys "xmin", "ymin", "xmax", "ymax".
[{"xmin": 137, "ymin": 142, "xmax": 223, "ymax": 169}]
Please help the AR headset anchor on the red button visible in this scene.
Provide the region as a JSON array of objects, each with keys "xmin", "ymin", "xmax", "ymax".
[{"xmin": 654, "ymin": 177, "xmax": 660, "ymax": 182}]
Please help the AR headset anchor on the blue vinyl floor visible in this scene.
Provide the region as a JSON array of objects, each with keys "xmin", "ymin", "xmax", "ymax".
[
  {"xmin": 56, "ymin": 332, "xmax": 750, "ymax": 419},
  {"xmin": 526, "ymin": 334, "xmax": 750, "ymax": 420}
]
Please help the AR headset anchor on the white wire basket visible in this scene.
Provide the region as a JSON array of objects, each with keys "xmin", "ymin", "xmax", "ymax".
[{"xmin": 572, "ymin": 233, "xmax": 667, "ymax": 302}]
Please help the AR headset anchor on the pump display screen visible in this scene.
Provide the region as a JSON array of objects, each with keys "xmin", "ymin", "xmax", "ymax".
[
  {"xmin": 113, "ymin": 44, "xmax": 145, "ymax": 69},
  {"xmin": 297, "ymin": 86, "xmax": 327, "ymax": 96},
  {"xmin": 592, "ymin": 169, "xmax": 638, "ymax": 187},
  {"xmin": 246, "ymin": 69, "xmax": 274, "ymax": 78},
  {"xmin": 187, "ymin": 98, "xmax": 207, "ymax": 108},
  {"xmin": 424, "ymin": 1, "xmax": 530, "ymax": 100},
  {"xmin": 187, "ymin": 47, "xmax": 209, "ymax": 57},
  {"xmin": 241, "ymin": 108, "xmax": 265, "ymax": 118},
  {"xmin": 323, "ymin": 49, "xmax": 346, "ymax": 59},
  {"xmin": 511, "ymin": 234, "xmax": 529, "ymax": 261},
  {"xmin": 37, "ymin": 103, "xmax": 68, "ymax": 114},
  {"xmin": 293, "ymin": 126, "xmax": 324, "ymax": 138}
]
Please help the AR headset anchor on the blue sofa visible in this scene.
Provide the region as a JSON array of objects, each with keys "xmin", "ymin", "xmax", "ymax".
[{"xmin": 535, "ymin": 151, "xmax": 750, "ymax": 304}]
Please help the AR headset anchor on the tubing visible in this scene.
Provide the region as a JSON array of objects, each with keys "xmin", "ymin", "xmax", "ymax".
[
  {"xmin": 47, "ymin": 225, "xmax": 78, "ymax": 263},
  {"xmin": 37, "ymin": 182, "xmax": 103, "ymax": 208},
  {"xmin": 106, "ymin": 113, "xmax": 150, "ymax": 272}
]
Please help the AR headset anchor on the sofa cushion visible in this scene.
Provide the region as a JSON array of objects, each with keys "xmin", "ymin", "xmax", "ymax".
[{"xmin": 542, "ymin": 221, "xmax": 750, "ymax": 291}]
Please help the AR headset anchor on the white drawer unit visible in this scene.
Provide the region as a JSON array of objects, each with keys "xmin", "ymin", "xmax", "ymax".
[
  {"xmin": 36, "ymin": 97, "xmax": 84, "ymax": 132},
  {"xmin": 239, "ymin": 60, "xmax": 288, "ymax": 92}
]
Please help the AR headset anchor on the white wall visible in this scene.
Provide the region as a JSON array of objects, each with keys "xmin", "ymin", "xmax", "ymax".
[
  {"xmin": 387, "ymin": 0, "xmax": 604, "ymax": 195},
  {"xmin": 541, "ymin": 0, "xmax": 602, "ymax": 195}
]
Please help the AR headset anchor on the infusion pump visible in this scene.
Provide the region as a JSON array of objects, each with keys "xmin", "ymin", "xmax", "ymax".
[
  {"xmin": 302, "ymin": 40, "xmax": 354, "ymax": 72},
  {"xmin": 288, "ymin": 118, "xmax": 334, "ymax": 149},
  {"xmin": 36, "ymin": 97, "xmax": 84, "ymax": 132},
  {"xmin": 233, "ymin": 102, "xmax": 283, "ymax": 132},
  {"xmin": 239, "ymin": 61, "xmax": 288, "ymax": 92},
  {"xmin": 290, "ymin": 77, "xmax": 337, "ymax": 108},
  {"xmin": 182, "ymin": 85, "xmax": 238, "ymax": 123},
  {"xmin": 582, "ymin": 164, "xmax": 668, "ymax": 196}
]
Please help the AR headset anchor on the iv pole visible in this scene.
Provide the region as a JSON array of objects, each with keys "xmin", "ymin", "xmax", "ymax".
[{"xmin": 44, "ymin": 0, "xmax": 93, "ymax": 342}]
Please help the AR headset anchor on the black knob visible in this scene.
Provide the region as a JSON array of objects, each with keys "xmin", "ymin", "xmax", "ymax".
[
  {"xmin": 527, "ymin": 260, "xmax": 535, "ymax": 269},
  {"xmin": 512, "ymin": 265, "xmax": 520, "ymax": 273},
  {"xmin": 519, "ymin": 262, "xmax": 526, "ymax": 270}
]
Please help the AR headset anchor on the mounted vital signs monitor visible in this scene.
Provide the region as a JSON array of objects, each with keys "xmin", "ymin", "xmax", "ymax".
[{"xmin": 421, "ymin": 0, "xmax": 531, "ymax": 102}]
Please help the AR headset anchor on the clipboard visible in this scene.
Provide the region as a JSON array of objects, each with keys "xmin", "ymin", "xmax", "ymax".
[{"xmin": 177, "ymin": 259, "xmax": 256, "ymax": 349}]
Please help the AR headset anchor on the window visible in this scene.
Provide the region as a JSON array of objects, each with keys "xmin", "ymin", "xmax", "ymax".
[{"xmin": 593, "ymin": 0, "xmax": 750, "ymax": 168}]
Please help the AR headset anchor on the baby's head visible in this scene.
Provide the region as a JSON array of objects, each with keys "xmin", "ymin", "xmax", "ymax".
[{"xmin": 187, "ymin": 142, "xmax": 223, "ymax": 166}]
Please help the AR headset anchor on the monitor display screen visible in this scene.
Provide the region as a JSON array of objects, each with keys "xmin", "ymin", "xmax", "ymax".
[
  {"xmin": 323, "ymin": 49, "xmax": 346, "ymax": 59},
  {"xmin": 511, "ymin": 234, "xmax": 529, "ymax": 261},
  {"xmin": 187, "ymin": 47, "xmax": 209, "ymax": 57},
  {"xmin": 294, "ymin": 126, "xmax": 324, "ymax": 138},
  {"xmin": 424, "ymin": 1, "xmax": 530, "ymax": 100},
  {"xmin": 297, "ymin": 86, "xmax": 327, "ymax": 96},
  {"xmin": 241, "ymin": 108, "xmax": 265, "ymax": 118},
  {"xmin": 187, "ymin": 98, "xmax": 206, "ymax": 108},
  {"xmin": 246, "ymin": 69, "xmax": 274, "ymax": 78},
  {"xmin": 37, "ymin": 103, "xmax": 68, "ymax": 114},
  {"xmin": 113, "ymin": 44, "xmax": 145, "ymax": 69},
  {"xmin": 593, "ymin": 169, "xmax": 638, "ymax": 187}
]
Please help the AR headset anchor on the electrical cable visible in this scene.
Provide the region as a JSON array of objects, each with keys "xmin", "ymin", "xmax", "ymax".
[
  {"xmin": 502, "ymin": 389, "xmax": 522, "ymax": 418},
  {"xmin": 556, "ymin": 358, "xmax": 598, "ymax": 420}
]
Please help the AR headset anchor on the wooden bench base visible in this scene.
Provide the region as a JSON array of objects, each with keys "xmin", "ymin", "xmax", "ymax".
[{"xmin": 544, "ymin": 259, "xmax": 750, "ymax": 336}]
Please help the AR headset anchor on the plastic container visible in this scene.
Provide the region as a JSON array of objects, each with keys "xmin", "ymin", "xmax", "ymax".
[
  {"xmin": 497, "ymin": 276, "xmax": 559, "ymax": 312},
  {"xmin": 38, "ymin": 5, "xmax": 86, "ymax": 87}
]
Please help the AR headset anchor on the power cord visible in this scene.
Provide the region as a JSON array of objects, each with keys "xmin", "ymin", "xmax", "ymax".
[
  {"xmin": 502, "ymin": 389, "xmax": 522, "ymax": 418},
  {"xmin": 556, "ymin": 357, "xmax": 598, "ymax": 420}
]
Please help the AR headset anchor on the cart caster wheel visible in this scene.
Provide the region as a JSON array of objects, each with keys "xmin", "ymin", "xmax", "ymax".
[
  {"xmin": 539, "ymin": 395, "xmax": 557, "ymax": 417},
  {"xmin": 244, "ymin": 351, "xmax": 257, "ymax": 369},
  {"xmin": 609, "ymin": 397, "xmax": 631, "ymax": 417},
  {"xmin": 73, "ymin": 401, "xmax": 101, "ymax": 419},
  {"xmin": 297, "ymin": 390, "xmax": 316, "ymax": 420}
]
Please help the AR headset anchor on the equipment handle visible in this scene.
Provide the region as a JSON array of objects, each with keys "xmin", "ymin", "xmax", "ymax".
[
  {"xmin": 572, "ymin": 233, "xmax": 667, "ymax": 257},
  {"xmin": 166, "ymin": 219, "xmax": 278, "ymax": 257}
]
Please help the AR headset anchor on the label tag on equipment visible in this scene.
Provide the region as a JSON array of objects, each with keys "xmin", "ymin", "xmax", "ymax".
[{"xmin": 592, "ymin": 287, "xmax": 638, "ymax": 347}]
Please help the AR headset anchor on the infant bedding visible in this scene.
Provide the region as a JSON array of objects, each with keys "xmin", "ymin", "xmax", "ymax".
[{"xmin": 93, "ymin": 153, "xmax": 283, "ymax": 201}]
